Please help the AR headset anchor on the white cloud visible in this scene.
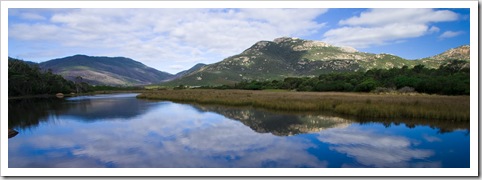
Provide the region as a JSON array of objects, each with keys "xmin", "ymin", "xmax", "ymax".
[
  {"xmin": 439, "ymin": 30, "xmax": 464, "ymax": 39},
  {"xmin": 323, "ymin": 8, "xmax": 459, "ymax": 48},
  {"xmin": 19, "ymin": 12, "xmax": 47, "ymax": 21},
  {"xmin": 428, "ymin": 26, "xmax": 440, "ymax": 33},
  {"xmin": 339, "ymin": 9, "xmax": 458, "ymax": 26},
  {"xmin": 10, "ymin": 24, "xmax": 61, "ymax": 41},
  {"xmin": 9, "ymin": 8, "xmax": 327, "ymax": 74},
  {"xmin": 323, "ymin": 23, "xmax": 430, "ymax": 48}
]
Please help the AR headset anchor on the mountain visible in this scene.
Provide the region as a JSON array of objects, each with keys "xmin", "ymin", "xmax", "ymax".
[
  {"xmin": 164, "ymin": 37, "xmax": 470, "ymax": 86},
  {"xmin": 427, "ymin": 45, "xmax": 470, "ymax": 61},
  {"xmin": 39, "ymin": 55, "xmax": 173, "ymax": 86},
  {"xmin": 172, "ymin": 63, "xmax": 207, "ymax": 79}
]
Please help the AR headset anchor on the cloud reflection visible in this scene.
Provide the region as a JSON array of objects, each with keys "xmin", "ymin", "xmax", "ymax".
[
  {"xmin": 317, "ymin": 128, "xmax": 436, "ymax": 168},
  {"xmin": 9, "ymin": 95, "xmax": 456, "ymax": 168},
  {"xmin": 10, "ymin": 102, "xmax": 327, "ymax": 168}
]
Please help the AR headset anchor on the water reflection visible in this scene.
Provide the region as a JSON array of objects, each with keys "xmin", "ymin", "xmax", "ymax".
[
  {"xmin": 9, "ymin": 94, "xmax": 469, "ymax": 135},
  {"xmin": 9, "ymin": 97, "xmax": 67, "ymax": 129},
  {"xmin": 317, "ymin": 127, "xmax": 435, "ymax": 167},
  {"xmin": 9, "ymin": 101, "xmax": 327, "ymax": 168},
  {"xmin": 191, "ymin": 104, "xmax": 469, "ymax": 135},
  {"xmin": 355, "ymin": 118, "xmax": 469, "ymax": 134},
  {"xmin": 192, "ymin": 105, "xmax": 352, "ymax": 136},
  {"xmin": 63, "ymin": 94, "xmax": 154, "ymax": 121},
  {"xmin": 9, "ymin": 94, "xmax": 153, "ymax": 129},
  {"xmin": 8, "ymin": 94, "xmax": 470, "ymax": 168}
]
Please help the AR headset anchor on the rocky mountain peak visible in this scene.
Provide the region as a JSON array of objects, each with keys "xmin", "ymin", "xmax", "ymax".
[
  {"xmin": 273, "ymin": 37, "xmax": 300, "ymax": 43},
  {"xmin": 431, "ymin": 45, "xmax": 470, "ymax": 61},
  {"xmin": 273, "ymin": 37, "xmax": 358, "ymax": 53},
  {"xmin": 252, "ymin": 41, "xmax": 272, "ymax": 49}
]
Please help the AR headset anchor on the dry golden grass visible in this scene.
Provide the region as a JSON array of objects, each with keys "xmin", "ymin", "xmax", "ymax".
[{"xmin": 137, "ymin": 89, "xmax": 469, "ymax": 121}]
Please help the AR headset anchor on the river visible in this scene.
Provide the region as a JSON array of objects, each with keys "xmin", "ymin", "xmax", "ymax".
[{"xmin": 8, "ymin": 93, "xmax": 469, "ymax": 168}]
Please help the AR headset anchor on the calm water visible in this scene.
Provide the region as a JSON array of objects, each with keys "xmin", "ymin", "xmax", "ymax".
[{"xmin": 8, "ymin": 93, "xmax": 470, "ymax": 168}]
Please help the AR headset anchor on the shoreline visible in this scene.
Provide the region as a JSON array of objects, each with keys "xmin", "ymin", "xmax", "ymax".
[
  {"xmin": 8, "ymin": 90, "xmax": 144, "ymax": 100},
  {"xmin": 137, "ymin": 89, "xmax": 470, "ymax": 121}
]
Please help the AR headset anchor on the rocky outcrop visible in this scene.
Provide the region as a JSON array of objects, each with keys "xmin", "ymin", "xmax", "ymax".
[
  {"xmin": 430, "ymin": 45, "xmax": 470, "ymax": 61},
  {"xmin": 9, "ymin": 128, "xmax": 18, "ymax": 138}
]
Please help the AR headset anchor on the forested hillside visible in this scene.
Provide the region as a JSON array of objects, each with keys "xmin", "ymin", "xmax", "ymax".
[{"xmin": 8, "ymin": 57, "xmax": 87, "ymax": 97}]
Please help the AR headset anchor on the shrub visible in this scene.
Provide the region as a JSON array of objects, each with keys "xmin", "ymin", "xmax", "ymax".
[
  {"xmin": 372, "ymin": 87, "xmax": 396, "ymax": 94},
  {"xmin": 398, "ymin": 86, "xmax": 416, "ymax": 93}
]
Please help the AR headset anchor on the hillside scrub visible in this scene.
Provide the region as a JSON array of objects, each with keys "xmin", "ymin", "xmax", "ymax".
[
  {"xmin": 137, "ymin": 89, "xmax": 469, "ymax": 121},
  {"xmin": 215, "ymin": 60, "xmax": 469, "ymax": 95}
]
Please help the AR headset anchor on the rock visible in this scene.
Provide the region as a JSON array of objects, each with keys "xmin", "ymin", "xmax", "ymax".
[
  {"xmin": 8, "ymin": 128, "xmax": 18, "ymax": 138},
  {"xmin": 56, "ymin": 93, "xmax": 64, "ymax": 98},
  {"xmin": 339, "ymin": 46, "xmax": 358, "ymax": 53}
]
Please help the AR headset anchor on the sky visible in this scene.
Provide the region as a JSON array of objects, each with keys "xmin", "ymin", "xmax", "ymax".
[{"xmin": 8, "ymin": 8, "xmax": 470, "ymax": 74}]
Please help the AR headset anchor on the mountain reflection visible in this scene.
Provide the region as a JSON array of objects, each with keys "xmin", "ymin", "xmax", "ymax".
[
  {"xmin": 63, "ymin": 97, "xmax": 152, "ymax": 121},
  {"xmin": 192, "ymin": 104, "xmax": 352, "ymax": 136},
  {"xmin": 9, "ymin": 93, "xmax": 153, "ymax": 130},
  {"xmin": 190, "ymin": 104, "xmax": 469, "ymax": 135}
]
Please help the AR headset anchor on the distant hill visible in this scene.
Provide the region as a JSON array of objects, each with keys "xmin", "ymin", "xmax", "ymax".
[
  {"xmin": 164, "ymin": 37, "xmax": 470, "ymax": 86},
  {"xmin": 171, "ymin": 63, "xmax": 207, "ymax": 80},
  {"xmin": 39, "ymin": 55, "xmax": 173, "ymax": 86}
]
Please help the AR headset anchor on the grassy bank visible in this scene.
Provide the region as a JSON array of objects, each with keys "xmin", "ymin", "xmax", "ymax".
[{"xmin": 137, "ymin": 89, "xmax": 469, "ymax": 121}]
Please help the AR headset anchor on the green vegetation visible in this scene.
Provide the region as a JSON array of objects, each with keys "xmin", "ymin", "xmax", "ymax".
[
  {"xmin": 137, "ymin": 89, "xmax": 469, "ymax": 121},
  {"xmin": 219, "ymin": 60, "xmax": 469, "ymax": 95},
  {"xmin": 8, "ymin": 58, "xmax": 81, "ymax": 96}
]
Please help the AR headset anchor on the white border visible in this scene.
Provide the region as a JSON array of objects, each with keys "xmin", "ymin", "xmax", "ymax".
[{"xmin": 1, "ymin": 0, "xmax": 478, "ymax": 177}]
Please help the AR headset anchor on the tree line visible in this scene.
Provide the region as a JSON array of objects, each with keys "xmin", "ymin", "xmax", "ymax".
[
  {"xmin": 8, "ymin": 58, "xmax": 80, "ymax": 97},
  {"xmin": 205, "ymin": 60, "xmax": 469, "ymax": 95}
]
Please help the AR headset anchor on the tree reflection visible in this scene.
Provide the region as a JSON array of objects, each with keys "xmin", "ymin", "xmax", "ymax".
[
  {"xmin": 9, "ymin": 98, "xmax": 68, "ymax": 130},
  {"xmin": 8, "ymin": 94, "xmax": 153, "ymax": 130},
  {"xmin": 355, "ymin": 117, "xmax": 469, "ymax": 134}
]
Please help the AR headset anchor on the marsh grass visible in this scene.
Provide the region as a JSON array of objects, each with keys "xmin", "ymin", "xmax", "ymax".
[{"xmin": 137, "ymin": 89, "xmax": 469, "ymax": 121}]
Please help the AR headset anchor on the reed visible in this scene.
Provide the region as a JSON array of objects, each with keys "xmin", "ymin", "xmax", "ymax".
[{"xmin": 137, "ymin": 89, "xmax": 470, "ymax": 121}]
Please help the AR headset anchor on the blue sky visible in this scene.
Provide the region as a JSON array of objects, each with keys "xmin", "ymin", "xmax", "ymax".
[{"xmin": 8, "ymin": 8, "xmax": 470, "ymax": 74}]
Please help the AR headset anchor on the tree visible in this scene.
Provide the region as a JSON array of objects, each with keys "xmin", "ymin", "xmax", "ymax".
[
  {"xmin": 8, "ymin": 57, "xmax": 85, "ymax": 96},
  {"xmin": 354, "ymin": 78, "xmax": 379, "ymax": 92}
]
